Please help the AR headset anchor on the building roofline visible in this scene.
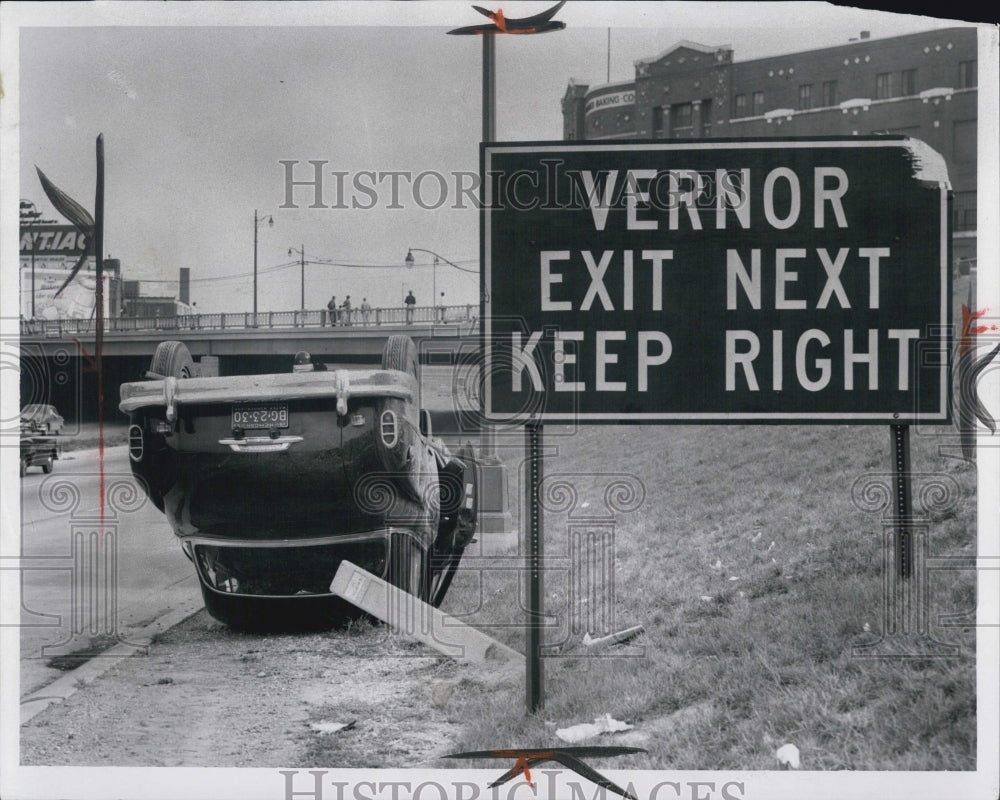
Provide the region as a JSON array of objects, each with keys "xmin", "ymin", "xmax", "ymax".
[
  {"xmin": 732, "ymin": 25, "xmax": 974, "ymax": 68},
  {"xmin": 585, "ymin": 79, "xmax": 637, "ymax": 95},
  {"xmin": 636, "ymin": 39, "xmax": 729, "ymax": 66},
  {"xmin": 631, "ymin": 26, "xmax": 973, "ymax": 73}
]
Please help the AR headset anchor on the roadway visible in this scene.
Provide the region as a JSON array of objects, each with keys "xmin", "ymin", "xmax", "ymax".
[{"xmin": 19, "ymin": 444, "xmax": 200, "ymax": 697}]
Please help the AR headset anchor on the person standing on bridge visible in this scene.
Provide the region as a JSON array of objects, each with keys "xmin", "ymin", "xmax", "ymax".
[
  {"xmin": 405, "ymin": 290, "xmax": 416, "ymax": 325},
  {"xmin": 341, "ymin": 295, "xmax": 352, "ymax": 326},
  {"xmin": 326, "ymin": 295, "xmax": 337, "ymax": 326},
  {"xmin": 360, "ymin": 298, "xmax": 372, "ymax": 325}
]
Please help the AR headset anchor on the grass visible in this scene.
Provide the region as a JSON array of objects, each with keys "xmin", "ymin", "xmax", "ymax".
[{"xmin": 434, "ymin": 422, "xmax": 978, "ymax": 770}]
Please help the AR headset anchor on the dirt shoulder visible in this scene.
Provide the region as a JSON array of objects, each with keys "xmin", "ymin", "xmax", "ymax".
[{"xmin": 19, "ymin": 609, "xmax": 500, "ymax": 768}]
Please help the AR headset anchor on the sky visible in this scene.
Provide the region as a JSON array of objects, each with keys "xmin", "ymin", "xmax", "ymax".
[{"xmin": 7, "ymin": 1, "xmax": 981, "ymax": 314}]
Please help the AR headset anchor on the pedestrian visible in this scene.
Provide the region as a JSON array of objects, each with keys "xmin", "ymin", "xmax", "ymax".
[
  {"xmin": 341, "ymin": 295, "xmax": 352, "ymax": 326},
  {"xmin": 404, "ymin": 290, "xmax": 416, "ymax": 324},
  {"xmin": 326, "ymin": 295, "xmax": 337, "ymax": 326},
  {"xmin": 360, "ymin": 297, "xmax": 372, "ymax": 325}
]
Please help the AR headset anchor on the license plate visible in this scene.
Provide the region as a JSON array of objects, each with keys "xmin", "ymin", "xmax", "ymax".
[{"xmin": 232, "ymin": 403, "xmax": 288, "ymax": 429}]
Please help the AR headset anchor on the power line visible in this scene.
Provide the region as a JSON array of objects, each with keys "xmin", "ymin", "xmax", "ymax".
[
  {"xmin": 128, "ymin": 255, "xmax": 480, "ymax": 284},
  {"xmin": 310, "ymin": 256, "xmax": 480, "ymax": 274}
]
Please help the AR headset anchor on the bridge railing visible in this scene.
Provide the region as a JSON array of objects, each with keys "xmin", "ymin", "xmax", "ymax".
[{"xmin": 19, "ymin": 304, "xmax": 479, "ymax": 337}]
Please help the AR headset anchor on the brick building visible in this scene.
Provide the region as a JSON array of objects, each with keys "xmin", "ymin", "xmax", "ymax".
[{"xmin": 562, "ymin": 27, "xmax": 978, "ymax": 262}]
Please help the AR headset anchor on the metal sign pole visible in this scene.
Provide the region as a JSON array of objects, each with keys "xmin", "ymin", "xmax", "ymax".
[
  {"xmin": 525, "ymin": 418, "xmax": 544, "ymax": 712},
  {"xmin": 95, "ymin": 134, "xmax": 106, "ymax": 541},
  {"xmin": 890, "ymin": 424, "xmax": 913, "ymax": 579},
  {"xmin": 481, "ymin": 33, "xmax": 497, "ymax": 459}
]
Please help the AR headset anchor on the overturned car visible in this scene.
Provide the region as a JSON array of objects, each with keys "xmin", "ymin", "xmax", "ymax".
[{"xmin": 119, "ymin": 336, "xmax": 477, "ymax": 629}]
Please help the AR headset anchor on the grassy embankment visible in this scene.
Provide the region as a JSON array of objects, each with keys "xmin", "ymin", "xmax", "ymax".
[{"xmin": 438, "ymin": 422, "xmax": 977, "ymax": 770}]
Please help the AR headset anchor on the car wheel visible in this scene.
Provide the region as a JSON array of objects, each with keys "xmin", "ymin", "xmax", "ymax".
[
  {"xmin": 381, "ymin": 335, "xmax": 421, "ymax": 410},
  {"xmin": 149, "ymin": 341, "xmax": 195, "ymax": 379},
  {"xmin": 42, "ymin": 456, "xmax": 53, "ymax": 474}
]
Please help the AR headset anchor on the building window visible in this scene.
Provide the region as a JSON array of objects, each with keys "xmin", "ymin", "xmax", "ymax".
[
  {"xmin": 953, "ymin": 191, "xmax": 976, "ymax": 232},
  {"xmin": 901, "ymin": 69, "xmax": 917, "ymax": 96},
  {"xmin": 959, "ymin": 60, "xmax": 977, "ymax": 88},
  {"xmin": 733, "ymin": 93, "xmax": 747, "ymax": 117},
  {"xmin": 671, "ymin": 102, "xmax": 692, "ymax": 137},
  {"xmin": 822, "ymin": 80, "xmax": 838, "ymax": 107},
  {"xmin": 875, "ymin": 72, "xmax": 893, "ymax": 99},
  {"xmin": 751, "ymin": 91, "xmax": 764, "ymax": 115},
  {"xmin": 798, "ymin": 84, "xmax": 813, "ymax": 110}
]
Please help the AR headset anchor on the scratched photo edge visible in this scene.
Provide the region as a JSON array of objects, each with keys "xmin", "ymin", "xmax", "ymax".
[{"xmin": 0, "ymin": 2, "xmax": 997, "ymax": 799}]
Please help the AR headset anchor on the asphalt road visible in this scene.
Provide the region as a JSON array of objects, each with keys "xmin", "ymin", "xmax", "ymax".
[{"xmin": 19, "ymin": 444, "xmax": 200, "ymax": 697}]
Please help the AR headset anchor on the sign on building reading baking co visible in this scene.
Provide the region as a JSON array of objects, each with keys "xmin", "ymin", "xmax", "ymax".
[{"xmin": 481, "ymin": 138, "xmax": 951, "ymax": 423}]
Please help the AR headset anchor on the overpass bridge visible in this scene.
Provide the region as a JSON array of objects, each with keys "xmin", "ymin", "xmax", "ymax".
[
  {"xmin": 18, "ymin": 305, "xmax": 484, "ymax": 421},
  {"xmin": 19, "ymin": 303, "xmax": 481, "ymax": 357}
]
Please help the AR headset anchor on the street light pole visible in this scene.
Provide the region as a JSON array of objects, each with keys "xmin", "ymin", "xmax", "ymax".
[
  {"xmin": 30, "ymin": 217, "xmax": 37, "ymax": 319},
  {"xmin": 20, "ymin": 200, "xmax": 45, "ymax": 319},
  {"xmin": 253, "ymin": 210, "xmax": 258, "ymax": 315},
  {"xmin": 253, "ymin": 209, "xmax": 273, "ymax": 315},
  {"xmin": 289, "ymin": 244, "xmax": 306, "ymax": 310},
  {"xmin": 483, "ymin": 35, "xmax": 495, "ymax": 141},
  {"xmin": 405, "ymin": 248, "xmax": 466, "ymax": 323}
]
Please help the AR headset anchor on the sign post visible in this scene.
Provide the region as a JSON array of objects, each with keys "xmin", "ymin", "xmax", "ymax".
[
  {"xmin": 525, "ymin": 419, "xmax": 544, "ymax": 712},
  {"xmin": 891, "ymin": 424, "xmax": 914, "ymax": 579},
  {"xmin": 481, "ymin": 137, "xmax": 952, "ymax": 711}
]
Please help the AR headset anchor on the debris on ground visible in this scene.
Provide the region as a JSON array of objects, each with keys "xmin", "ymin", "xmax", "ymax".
[
  {"xmin": 309, "ymin": 720, "xmax": 357, "ymax": 735},
  {"xmin": 775, "ymin": 742, "xmax": 800, "ymax": 769},
  {"xmin": 582, "ymin": 625, "xmax": 645, "ymax": 650},
  {"xmin": 556, "ymin": 713, "xmax": 633, "ymax": 744}
]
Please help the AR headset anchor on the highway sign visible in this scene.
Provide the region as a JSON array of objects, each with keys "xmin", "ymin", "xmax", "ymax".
[{"xmin": 482, "ymin": 138, "xmax": 951, "ymax": 423}]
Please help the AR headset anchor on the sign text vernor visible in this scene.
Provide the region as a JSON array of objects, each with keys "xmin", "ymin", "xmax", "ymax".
[{"xmin": 482, "ymin": 140, "xmax": 951, "ymax": 423}]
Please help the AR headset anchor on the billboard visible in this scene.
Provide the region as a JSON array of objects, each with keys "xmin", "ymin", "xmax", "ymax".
[
  {"xmin": 482, "ymin": 138, "xmax": 951, "ymax": 424},
  {"xmin": 19, "ymin": 223, "xmax": 108, "ymax": 319},
  {"xmin": 20, "ymin": 267, "xmax": 110, "ymax": 321}
]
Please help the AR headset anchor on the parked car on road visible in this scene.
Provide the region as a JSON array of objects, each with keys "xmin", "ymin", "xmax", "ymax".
[
  {"xmin": 21, "ymin": 404, "xmax": 64, "ymax": 435},
  {"xmin": 20, "ymin": 420, "xmax": 59, "ymax": 476},
  {"xmin": 118, "ymin": 336, "xmax": 479, "ymax": 630}
]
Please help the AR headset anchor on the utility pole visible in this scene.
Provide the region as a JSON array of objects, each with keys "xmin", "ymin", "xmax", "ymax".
[{"xmin": 20, "ymin": 200, "xmax": 49, "ymax": 319}]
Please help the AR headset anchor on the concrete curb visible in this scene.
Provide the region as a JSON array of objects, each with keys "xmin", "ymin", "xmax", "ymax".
[{"xmin": 20, "ymin": 596, "xmax": 205, "ymax": 725}]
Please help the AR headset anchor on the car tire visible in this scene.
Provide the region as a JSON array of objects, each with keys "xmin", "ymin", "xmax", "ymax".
[
  {"xmin": 42, "ymin": 456, "xmax": 53, "ymax": 474},
  {"xmin": 381, "ymin": 335, "xmax": 420, "ymax": 410},
  {"xmin": 149, "ymin": 341, "xmax": 195, "ymax": 379}
]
